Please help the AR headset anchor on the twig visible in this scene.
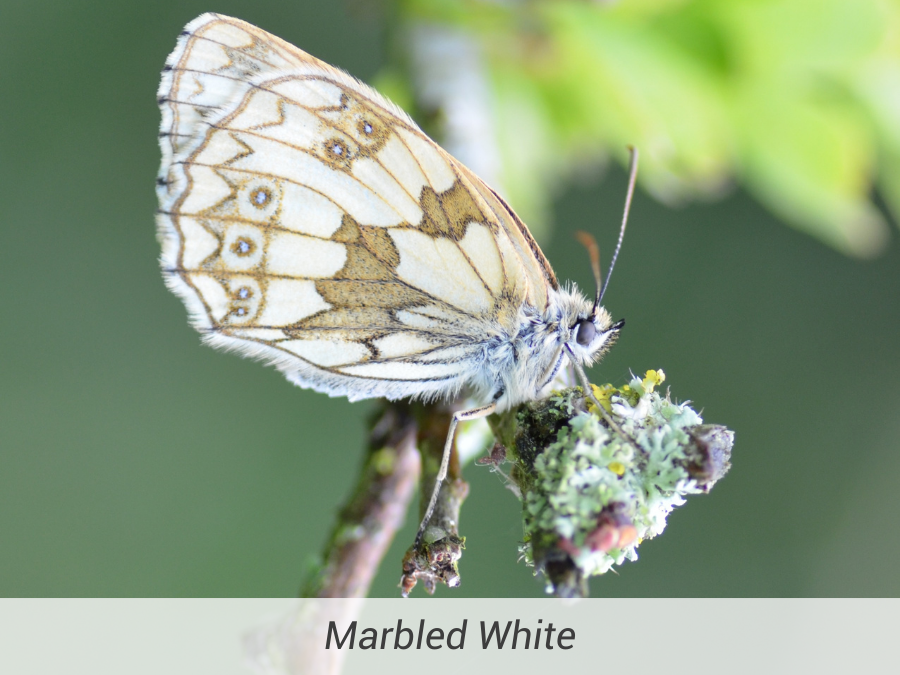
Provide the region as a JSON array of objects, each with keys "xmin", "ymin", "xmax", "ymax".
[
  {"xmin": 301, "ymin": 401, "xmax": 420, "ymax": 598},
  {"xmin": 400, "ymin": 405, "xmax": 469, "ymax": 597}
]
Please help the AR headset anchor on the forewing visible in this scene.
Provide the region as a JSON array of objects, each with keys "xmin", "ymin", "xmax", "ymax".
[{"xmin": 157, "ymin": 13, "xmax": 556, "ymax": 401}]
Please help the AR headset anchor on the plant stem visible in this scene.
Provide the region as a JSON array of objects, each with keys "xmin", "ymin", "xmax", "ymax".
[{"xmin": 301, "ymin": 401, "xmax": 420, "ymax": 598}]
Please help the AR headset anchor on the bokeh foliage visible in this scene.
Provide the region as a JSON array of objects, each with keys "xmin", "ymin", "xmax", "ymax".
[{"xmin": 391, "ymin": 0, "xmax": 900, "ymax": 256}]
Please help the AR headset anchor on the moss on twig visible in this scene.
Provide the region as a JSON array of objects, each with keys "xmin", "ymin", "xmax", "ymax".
[{"xmin": 491, "ymin": 370, "xmax": 734, "ymax": 597}]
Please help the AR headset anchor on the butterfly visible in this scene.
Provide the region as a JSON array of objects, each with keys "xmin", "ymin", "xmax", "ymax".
[{"xmin": 156, "ymin": 13, "xmax": 635, "ymax": 546}]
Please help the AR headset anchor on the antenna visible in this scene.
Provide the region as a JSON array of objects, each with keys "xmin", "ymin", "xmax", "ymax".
[{"xmin": 598, "ymin": 146, "xmax": 639, "ymax": 305}]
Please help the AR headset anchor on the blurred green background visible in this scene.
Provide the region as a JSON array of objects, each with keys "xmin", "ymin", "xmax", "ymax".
[{"xmin": 2, "ymin": 0, "xmax": 899, "ymax": 597}]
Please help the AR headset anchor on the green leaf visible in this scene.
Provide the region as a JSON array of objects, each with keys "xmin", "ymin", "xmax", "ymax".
[{"xmin": 730, "ymin": 80, "xmax": 888, "ymax": 256}]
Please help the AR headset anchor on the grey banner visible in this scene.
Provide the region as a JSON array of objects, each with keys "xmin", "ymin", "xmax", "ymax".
[{"xmin": 0, "ymin": 599, "xmax": 895, "ymax": 674}]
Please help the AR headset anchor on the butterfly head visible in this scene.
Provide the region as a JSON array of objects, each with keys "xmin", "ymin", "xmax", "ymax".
[{"xmin": 564, "ymin": 299, "xmax": 624, "ymax": 368}]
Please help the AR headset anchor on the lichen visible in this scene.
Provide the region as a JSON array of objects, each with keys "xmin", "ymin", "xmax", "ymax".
[{"xmin": 494, "ymin": 370, "xmax": 734, "ymax": 596}]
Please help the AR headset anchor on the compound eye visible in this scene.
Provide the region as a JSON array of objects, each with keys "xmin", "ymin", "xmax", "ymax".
[{"xmin": 575, "ymin": 319, "xmax": 596, "ymax": 347}]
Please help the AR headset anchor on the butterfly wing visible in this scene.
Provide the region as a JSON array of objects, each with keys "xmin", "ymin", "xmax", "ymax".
[{"xmin": 157, "ymin": 13, "xmax": 558, "ymax": 402}]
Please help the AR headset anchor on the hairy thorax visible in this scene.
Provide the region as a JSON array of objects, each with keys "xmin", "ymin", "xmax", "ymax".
[{"xmin": 475, "ymin": 286, "xmax": 616, "ymax": 411}]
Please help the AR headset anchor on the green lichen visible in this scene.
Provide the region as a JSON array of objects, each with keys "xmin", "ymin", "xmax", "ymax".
[{"xmin": 495, "ymin": 370, "xmax": 733, "ymax": 596}]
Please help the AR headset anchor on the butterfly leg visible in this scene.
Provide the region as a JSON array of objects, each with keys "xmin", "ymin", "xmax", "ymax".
[{"xmin": 414, "ymin": 402, "xmax": 497, "ymax": 548}]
